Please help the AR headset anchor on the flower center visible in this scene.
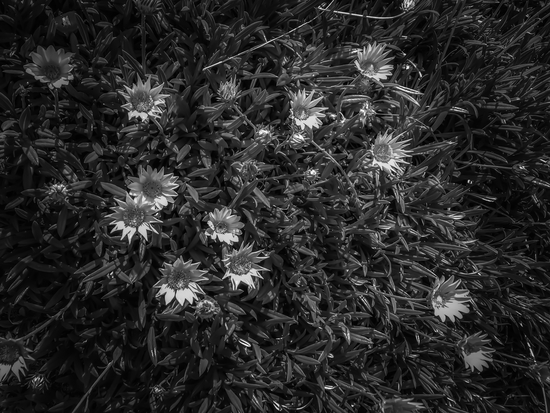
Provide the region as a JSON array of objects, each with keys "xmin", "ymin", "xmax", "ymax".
[
  {"xmin": 0, "ymin": 342, "xmax": 21, "ymax": 365},
  {"xmin": 432, "ymin": 294, "xmax": 446, "ymax": 309},
  {"xmin": 131, "ymin": 91, "xmax": 154, "ymax": 113},
  {"xmin": 123, "ymin": 207, "xmax": 145, "ymax": 228},
  {"xmin": 214, "ymin": 222, "xmax": 229, "ymax": 234},
  {"xmin": 230, "ymin": 256, "xmax": 253, "ymax": 275},
  {"xmin": 293, "ymin": 106, "xmax": 310, "ymax": 121},
  {"xmin": 43, "ymin": 64, "xmax": 61, "ymax": 81},
  {"xmin": 373, "ymin": 143, "xmax": 393, "ymax": 163},
  {"xmin": 142, "ymin": 180, "xmax": 163, "ymax": 198},
  {"xmin": 167, "ymin": 268, "xmax": 192, "ymax": 290},
  {"xmin": 360, "ymin": 62, "xmax": 378, "ymax": 77}
]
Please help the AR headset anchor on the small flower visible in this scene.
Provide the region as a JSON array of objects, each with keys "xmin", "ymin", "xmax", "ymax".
[
  {"xmin": 289, "ymin": 132, "xmax": 307, "ymax": 149},
  {"xmin": 120, "ymin": 76, "xmax": 169, "ymax": 122},
  {"xmin": 382, "ymin": 397, "xmax": 425, "ymax": 412},
  {"xmin": 27, "ymin": 373, "xmax": 49, "ymax": 393},
  {"xmin": 45, "ymin": 182, "xmax": 70, "ymax": 204},
  {"xmin": 401, "ymin": 0, "xmax": 416, "ymax": 12},
  {"xmin": 134, "ymin": 0, "xmax": 161, "ymax": 15},
  {"xmin": 223, "ymin": 243, "xmax": 268, "ymax": 290},
  {"xmin": 0, "ymin": 337, "xmax": 33, "ymax": 383},
  {"xmin": 370, "ymin": 130, "xmax": 411, "ymax": 175},
  {"xmin": 354, "ymin": 42, "xmax": 393, "ymax": 82},
  {"xmin": 255, "ymin": 127, "xmax": 275, "ymax": 145},
  {"xmin": 149, "ymin": 384, "xmax": 166, "ymax": 413},
  {"xmin": 218, "ymin": 76, "xmax": 240, "ymax": 103},
  {"xmin": 358, "ymin": 99, "xmax": 377, "ymax": 127},
  {"xmin": 128, "ymin": 166, "xmax": 179, "ymax": 210},
  {"xmin": 290, "ymin": 90, "xmax": 327, "ymax": 130},
  {"xmin": 304, "ymin": 168, "xmax": 320, "ymax": 182},
  {"xmin": 154, "ymin": 257, "xmax": 209, "ymax": 306},
  {"xmin": 430, "ymin": 276, "xmax": 471, "ymax": 322},
  {"xmin": 205, "ymin": 207, "xmax": 245, "ymax": 245},
  {"xmin": 232, "ymin": 159, "xmax": 261, "ymax": 183},
  {"xmin": 458, "ymin": 332, "xmax": 495, "ymax": 373},
  {"xmin": 195, "ymin": 296, "xmax": 221, "ymax": 320},
  {"xmin": 24, "ymin": 45, "xmax": 74, "ymax": 89},
  {"xmin": 107, "ymin": 194, "xmax": 161, "ymax": 242}
]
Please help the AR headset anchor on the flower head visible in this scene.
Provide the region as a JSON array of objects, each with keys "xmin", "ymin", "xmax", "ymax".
[
  {"xmin": 255, "ymin": 127, "xmax": 275, "ymax": 146},
  {"xmin": 218, "ymin": 76, "xmax": 240, "ymax": 103},
  {"xmin": 45, "ymin": 182, "xmax": 69, "ymax": 204},
  {"xmin": 27, "ymin": 373, "xmax": 49, "ymax": 393},
  {"xmin": 195, "ymin": 296, "xmax": 221, "ymax": 320},
  {"xmin": 290, "ymin": 90, "xmax": 327, "ymax": 130},
  {"xmin": 154, "ymin": 257, "xmax": 208, "ymax": 306},
  {"xmin": 107, "ymin": 194, "xmax": 161, "ymax": 242},
  {"xmin": 24, "ymin": 45, "xmax": 74, "ymax": 89},
  {"xmin": 382, "ymin": 397, "xmax": 425, "ymax": 412},
  {"xmin": 401, "ymin": 0, "xmax": 416, "ymax": 12},
  {"xmin": 358, "ymin": 99, "xmax": 377, "ymax": 127},
  {"xmin": 289, "ymin": 132, "xmax": 307, "ymax": 149},
  {"xmin": 134, "ymin": 0, "xmax": 160, "ymax": 15},
  {"xmin": 0, "ymin": 338, "xmax": 33, "ymax": 383},
  {"xmin": 205, "ymin": 207, "xmax": 244, "ymax": 245},
  {"xmin": 120, "ymin": 76, "xmax": 169, "ymax": 122},
  {"xmin": 430, "ymin": 276, "xmax": 471, "ymax": 322},
  {"xmin": 128, "ymin": 166, "xmax": 179, "ymax": 210},
  {"xmin": 354, "ymin": 42, "xmax": 393, "ymax": 82},
  {"xmin": 370, "ymin": 130, "xmax": 411, "ymax": 175},
  {"xmin": 222, "ymin": 243, "xmax": 268, "ymax": 290},
  {"xmin": 458, "ymin": 332, "xmax": 495, "ymax": 373}
]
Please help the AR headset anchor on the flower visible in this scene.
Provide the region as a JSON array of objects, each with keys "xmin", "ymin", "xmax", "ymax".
[
  {"xmin": 195, "ymin": 296, "xmax": 221, "ymax": 320},
  {"xmin": 128, "ymin": 166, "xmax": 179, "ymax": 209},
  {"xmin": 107, "ymin": 194, "xmax": 161, "ymax": 242},
  {"xmin": 154, "ymin": 257, "xmax": 208, "ymax": 306},
  {"xmin": 401, "ymin": 0, "xmax": 416, "ymax": 12},
  {"xmin": 289, "ymin": 132, "xmax": 307, "ymax": 149},
  {"xmin": 290, "ymin": 90, "xmax": 327, "ymax": 130},
  {"xmin": 45, "ymin": 182, "xmax": 69, "ymax": 204},
  {"xmin": 382, "ymin": 397, "xmax": 425, "ymax": 412},
  {"xmin": 304, "ymin": 168, "xmax": 320, "ymax": 182},
  {"xmin": 458, "ymin": 332, "xmax": 495, "ymax": 373},
  {"xmin": 24, "ymin": 45, "xmax": 74, "ymax": 89},
  {"xmin": 134, "ymin": 0, "xmax": 161, "ymax": 15},
  {"xmin": 222, "ymin": 243, "xmax": 268, "ymax": 290},
  {"xmin": 205, "ymin": 207, "xmax": 245, "ymax": 245},
  {"xmin": 255, "ymin": 127, "xmax": 275, "ymax": 145},
  {"xmin": 0, "ymin": 337, "xmax": 33, "ymax": 383},
  {"xmin": 27, "ymin": 373, "xmax": 49, "ymax": 392},
  {"xmin": 370, "ymin": 130, "xmax": 411, "ymax": 175},
  {"xmin": 120, "ymin": 76, "xmax": 169, "ymax": 122},
  {"xmin": 218, "ymin": 76, "xmax": 240, "ymax": 103},
  {"xmin": 354, "ymin": 42, "xmax": 393, "ymax": 82},
  {"xmin": 430, "ymin": 276, "xmax": 471, "ymax": 322},
  {"xmin": 358, "ymin": 99, "xmax": 377, "ymax": 127}
]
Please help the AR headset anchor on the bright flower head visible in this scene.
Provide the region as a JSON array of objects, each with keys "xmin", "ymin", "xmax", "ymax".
[
  {"xmin": 354, "ymin": 42, "xmax": 393, "ymax": 82},
  {"xmin": 120, "ymin": 76, "xmax": 169, "ymax": 122},
  {"xmin": 401, "ymin": 0, "xmax": 416, "ymax": 12},
  {"xmin": 107, "ymin": 194, "xmax": 161, "ymax": 242},
  {"xmin": 154, "ymin": 257, "xmax": 208, "ymax": 306},
  {"xmin": 194, "ymin": 296, "xmax": 221, "ymax": 320},
  {"xmin": 458, "ymin": 332, "xmax": 495, "ymax": 373},
  {"xmin": 222, "ymin": 243, "xmax": 268, "ymax": 290},
  {"xmin": 24, "ymin": 45, "xmax": 74, "ymax": 89},
  {"xmin": 27, "ymin": 373, "xmax": 49, "ymax": 393},
  {"xmin": 45, "ymin": 182, "xmax": 69, "ymax": 205},
  {"xmin": 218, "ymin": 76, "xmax": 240, "ymax": 104},
  {"xmin": 430, "ymin": 276, "xmax": 471, "ymax": 322},
  {"xmin": 290, "ymin": 90, "xmax": 327, "ymax": 130},
  {"xmin": 205, "ymin": 207, "xmax": 244, "ymax": 245},
  {"xmin": 382, "ymin": 397, "xmax": 425, "ymax": 412},
  {"xmin": 370, "ymin": 130, "xmax": 411, "ymax": 175},
  {"xmin": 0, "ymin": 337, "xmax": 33, "ymax": 383},
  {"xmin": 128, "ymin": 166, "xmax": 179, "ymax": 210}
]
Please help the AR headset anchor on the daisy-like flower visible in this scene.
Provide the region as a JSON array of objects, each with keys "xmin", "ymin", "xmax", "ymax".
[
  {"xmin": 290, "ymin": 90, "xmax": 327, "ymax": 130},
  {"xmin": 0, "ymin": 337, "xmax": 33, "ymax": 383},
  {"xmin": 128, "ymin": 166, "xmax": 179, "ymax": 210},
  {"xmin": 120, "ymin": 76, "xmax": 169, "ymax": 122},
  {"xmin": 154, "ymin": 257, "xmax": 208, "ymax": 306},
  {"xmin": 430, "ymin": 276, "xmax": 471, "ymax": 323},
  {"xmin": 382, "ymin": 397, "xmax": 425, "ymax": 412},
  {"xmin": 44, "ymin": 181, "xmax": 70, "ymax": 205},
  {"xmin": 107, "ymin": 194, "xmax": 161, "ymax": 242},
  {"xmin": 24, "ymin": 45, "xmax": 74, "ymax": 89},
  {"xmin": 205, "ymin": 207, "xmax": 245, "ymax": 245},
  {"xmin": 222, "ymin": 243, "xmax": 268, "ymax": 290},
  {"xmin": 370, "ymin": 130, "xmax": 411, "ymax": 175},
  {"xmin": 458, "ymin": 332, "xmax": 495, "ymax": 373},
  {"xmin": 195, "ymin": 296, "xmax": 221, "ymax": 320},
  {"xmin": 354, "ymin": 42, "xmax": 393, "ymax": 82},
  {"xmin": 134, "ymin": 0, "xmax": 160, "ymax": 15},
  {"xmin": 401, "ymin": 0, "xmax": 416, "ymax": 12}
]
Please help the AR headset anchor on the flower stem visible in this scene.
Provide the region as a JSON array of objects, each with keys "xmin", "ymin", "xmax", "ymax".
[
  {"xmin": 71, "ymin": 360, "xmax": 114, "ymax": 413},
  {"xmin": 53, "ymin": 88, "xmax": 59, "ymax": 118},
  {"xmin": 232, "ymin": 105, "xmax": 256, "ymax": 132},
  {"xmin": 141, "ymin": 13, "xmax": 146, "ymax": 74}
]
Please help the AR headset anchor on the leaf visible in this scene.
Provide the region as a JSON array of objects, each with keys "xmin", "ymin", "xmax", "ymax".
[
  {"xmin": 186, "ymin": 183, "xmax": 199, "ymax": 202},
  {"xmin": 100, "ymin": 182, "xmax": 127, "ymax": 198},
  {"xmin": 57, "ymin": 206, "xmax": 68, "ymax": 237},
  {"xmin": 147, "ymin": 326, "xmax": 158, "ymax": 365}
]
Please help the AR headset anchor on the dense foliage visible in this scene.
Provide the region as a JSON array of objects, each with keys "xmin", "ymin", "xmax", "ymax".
[{"xmin": 1, "ymin": 0, "xmax": 550, "ymax": 412}]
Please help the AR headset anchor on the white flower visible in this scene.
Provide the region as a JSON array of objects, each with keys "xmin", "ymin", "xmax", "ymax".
[
  {"xmin": 24, "ymin": 45, "xmax": 74, "ymax": 89},
  {"xmin": 107, "ymin": 194, "xmax": 161, "ymax": 242},
  {"xmin": 154, "ymin": 257, "xmax": 208, "ymax": 306},
  {"xmin": 0, "ymin": 337, "xmax": 33, "ymax": 383},
  {"xmin": 222, "ymin": 243, "xmax": 268, "ymax": 290},
  {"xmin": 128, "ymin": 166, "xmax": 179, "ymax": 210},
  {"xmin": 370, "ymin": 130, "xmax": 411, "ymax": 175},
  {"xmin": 354, "ymin": 42, "xmax": 393, "ymax": 82},
  {"xmin": 430, "ymin": 276, "xmax": 471, "ymax": 322},
  {"xmin": 120, "ymin": 76, "xmax": 169, "ymax": 122},
  {"xmin": 205, "ymin": 207, "xmax": 244, "ymax": 245},
  {"xmin": 290, "ymin": 90, "xmax": 327, "ymax": 130},
  {"xmin": 458, "ymin": 332, "xmax": 495, "ymax": 373}
]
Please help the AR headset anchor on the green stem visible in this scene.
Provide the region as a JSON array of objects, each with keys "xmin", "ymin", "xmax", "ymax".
[
  {"xmin": 71, "ymin": 360, "xmax": 114, "ymax": 413},
  {"xmin": 233, "ymin": 105, "xmax": 256, "ymax": 132},
  {"xmin": 53, "ymin": 88, "xmax": 59, "ymax": 118},
  {"xmin": 141, "ymin": 13, "xmax": 146, "ymax": 74}
]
